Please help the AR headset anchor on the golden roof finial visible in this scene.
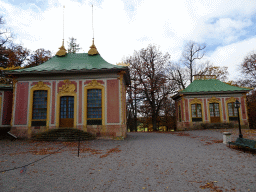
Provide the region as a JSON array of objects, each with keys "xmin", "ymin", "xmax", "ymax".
[
  {"xmin": 88, "ymin": 38, "xmax": 99, "ymax": 55},
  {"xmin": 56, "ymin": 39, "xmax": 67, "ymax": 57},
  {"xmin": 116, "ymin": 62, "xmax": 130, "ymax": 66}
]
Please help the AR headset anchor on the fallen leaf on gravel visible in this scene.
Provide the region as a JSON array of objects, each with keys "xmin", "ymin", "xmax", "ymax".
[
  {"xmin": 100, "ymin": 146, "xmax": 121, "ymax": 158},
  {"xmin": 200, "ymin": 181, "xmax": 223, "ymax": 192},
  {"xmin": 176, "ymin": 133, "xmax": 190, "ymax": 136}
]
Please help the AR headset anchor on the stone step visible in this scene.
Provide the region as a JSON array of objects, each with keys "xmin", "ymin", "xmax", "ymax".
[{"xmin": 32, "ymin": 128, "xmax": 95, "ymax": 141}]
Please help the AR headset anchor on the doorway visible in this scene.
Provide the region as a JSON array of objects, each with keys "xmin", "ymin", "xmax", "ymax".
[
  {"xmin": 209, "ymin": 103, "xmax": 220, "ymax": 123},
  {"xmin": 60, "ymin": 96, "xmax": 74, "ymax": 127}
]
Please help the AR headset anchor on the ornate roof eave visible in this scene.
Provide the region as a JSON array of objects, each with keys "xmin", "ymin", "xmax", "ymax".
[
  {"xmin": 6, "ymin": 67, "xmax": 127, "ymax": 75},
  {"xmin": 6, "ymin": 67, "xmax": 130, "ymax": 85},
  {"xmin": 172, "ymin": 90, "xmax": 251, "ymax": 100}
]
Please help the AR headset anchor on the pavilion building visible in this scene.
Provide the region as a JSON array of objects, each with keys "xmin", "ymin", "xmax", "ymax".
[
  {"xmin": 172, "ymin": 75, "xmax": 251, "ymax": 130},
  {"xmin": 6, "ymin": 40, "xmax": 130, "ymax": 139}
]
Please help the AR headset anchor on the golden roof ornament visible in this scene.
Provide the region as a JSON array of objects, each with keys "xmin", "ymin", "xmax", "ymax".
[
  {"xmin": 0, "ymin": 66, "xmax": 24, "ymax": 70},
  {"xmin": 88, "ymin": 38, "xmax": 99, "ymax": 56},
  {"xmin": 116, "ymin": 62, "xmax": 130, "ymax": 67},
  {"xmin": 56, "ymin": 39, "xmax": 67, "ymax": 57}
]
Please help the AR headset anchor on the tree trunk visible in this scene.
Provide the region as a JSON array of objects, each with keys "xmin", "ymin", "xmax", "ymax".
[
  {"xmin": 134, "ymin": 115, "xmax": 137, "ymax": 132},
  {"xmin": 152, "ymin": 113, "xmax": 157, "ymax": 131}
]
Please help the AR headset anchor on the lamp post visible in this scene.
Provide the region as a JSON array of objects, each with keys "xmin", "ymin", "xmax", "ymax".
[{"xmin": 234, "ymin": 100, "xmax": 243, "ymax": 138}]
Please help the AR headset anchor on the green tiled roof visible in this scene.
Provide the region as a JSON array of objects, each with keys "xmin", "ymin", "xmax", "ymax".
[
  {"xmin": 7, "ymin": 53, "xmax": 125, "ymax": 74},
  {"xmin": 181, "ymin": 79, "xmax": 251, "ymax": 93}
]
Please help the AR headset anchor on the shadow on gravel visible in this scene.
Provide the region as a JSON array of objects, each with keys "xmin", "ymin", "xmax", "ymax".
[{"xmin": 228, "ymin": 145, "xmax": 256, "ymax": 155}]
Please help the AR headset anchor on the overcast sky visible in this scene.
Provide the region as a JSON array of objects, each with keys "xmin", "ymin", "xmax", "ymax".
[{"xmin": 1, "ymin": 0, "xmax": 256, "ymax": 81}]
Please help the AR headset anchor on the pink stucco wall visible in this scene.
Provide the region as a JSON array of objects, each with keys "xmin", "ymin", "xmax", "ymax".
[
  {"xmin": 2, "ymin": 91, "xmax": 13, "ymax": 125},
  {"xmin": 78, "ymin": 81, "xmax": 82, "ymax": 124},
  {"xmin": 180, "ymin": 99, "xmax": 184, "ymax": 121},
  {"xmin": 185, "ymin": 99, "xmax": 189, "ymax": 122},
  {"xmin": 14, "ymin": 82, "xmax": 29, "ymax": 125},
  {"xmin": 51, "ymin": 81, "xmax": 56, "ymax": 124},
  {"xmin": 122, "ymin": 81, "xmax": 126, "ymax": 123},
  {"xmin": 107, "ymin": 79, "xmax": 119, "ymax": 123},
  {"xmin": 241, "ymin": 97, "xmax": 246, "ymax": 120},
  {"xmin": 204, "ymin": 98, "xmax": 208, "ymax": 121},
  {"xmin": 222, "ymin": 98, "xmax": 226, "ymax": 121}
]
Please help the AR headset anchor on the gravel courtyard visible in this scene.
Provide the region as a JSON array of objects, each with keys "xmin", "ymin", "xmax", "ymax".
[{"xmin": 1, "ymin": 130, "xmax": 256, "ymax": 192}]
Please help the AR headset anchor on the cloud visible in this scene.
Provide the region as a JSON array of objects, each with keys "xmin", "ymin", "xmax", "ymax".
[
  {"xmin": 1, "ymin": 0, "xmax": 256, "ymax": 81},
  {"xmin": 205, "ymin": 37, "xmax": 256, "ymax": 81}
]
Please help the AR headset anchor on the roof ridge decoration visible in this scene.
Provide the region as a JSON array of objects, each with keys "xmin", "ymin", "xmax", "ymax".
[
  {"xmin": 88, "ymin": 38, "xmax": 99, "ymax": 56},
  {"xmin": 56, "ymin": 39, "xmax": 67, "ymax": 57}
]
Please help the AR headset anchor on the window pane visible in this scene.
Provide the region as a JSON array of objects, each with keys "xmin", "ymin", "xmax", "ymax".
[
  {"xmin": 87, "ymin": 89, "xmax": 102, "ymax": 119},
  {"xmin": 209, "ymin": 103, "xmax": 214, "ymax": 117},
  {"xmin": 197, "ymin": 104, "xmax": 202, "ymax": 117},
  {"xmin": 214, "ymin": 103, "xmax": 220, "ymax": 117},
  {"xmin": 228, "ymin": 102, "xmax": 237, "ymax": 117},
  {"xmin": 191, "ymin": 104, "xmax": 196, "ymax": 117},
  {"xmin": 32, "ymin": 90, "xmax": 47, "ymax": 120}
]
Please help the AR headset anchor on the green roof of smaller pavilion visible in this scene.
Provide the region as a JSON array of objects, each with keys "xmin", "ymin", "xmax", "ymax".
[
  {"xmin": 181, "ymin": 79, "xmax": 251, "ymax": 93},
  {"xmin": 7, "ymin": 53, "xmax": 125, "ymax": 74}
]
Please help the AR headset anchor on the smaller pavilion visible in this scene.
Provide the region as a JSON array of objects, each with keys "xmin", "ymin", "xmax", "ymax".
[{"xmin": 172, "ymin": 75, "xmax": 252, "ymax": 130}]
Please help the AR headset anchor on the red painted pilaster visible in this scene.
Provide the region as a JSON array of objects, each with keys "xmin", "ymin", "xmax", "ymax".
[
  {"xmin": 2, "ymin": 91, "xmax": 13, "ymax": 125},
  {"xmin": 185, "ymin": 99, "xmax": 189, "ymax": 122},
  {"xmin": 204, "ymin": 98, "xmax": 208, "ymax": 121},
  {"xmin": 14, "ymin": 82, "xmax": 29, "ymax": 125},
  {"xmin": 181, "ymin": 99, "xmax": 184, "ymax": 121},
  {"xmin": 241, "ymin": 97, "xmax": 246, "ymax": 120},
  {"xmin": 78, "ymin": 81, "xmax": 82, "ymax": 124},
  {"xmin": 107, "ymin": 80, "xmax": 119, "ymax": 123},
  {"xmin": 51, "ymin": 81, "xmax": 56, "ymax": 124},
  {"xmin": 222, "ymin": 98, "xmax": 226, "ymax": 121}
]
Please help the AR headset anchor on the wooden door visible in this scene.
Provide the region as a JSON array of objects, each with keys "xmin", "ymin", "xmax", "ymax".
[
  {"xmin": 209, "ymin": 103, "xmax": 220, "ymax": 123},
  {"xmin": 60, "ymin": 96, "xmax": 74, "ymax": 127}
]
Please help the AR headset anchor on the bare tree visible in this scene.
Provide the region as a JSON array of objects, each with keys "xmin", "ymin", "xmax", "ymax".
[
  {"xmin": 67, "ymin": 37, "xmax": 81, "ymax": 54},
  {"xmin": 0, "ymin": 16, "xmax": 12, "ymax": 67},
  {"xmin": 182, "ymin": 41, "xmax": 206, "ymax": 83},
  {"xmin": 168, "ymin": 62, "xmax": 188, "ymax": 90},
  {"xmin": 197, "ymin": 62, "xmax": 229, "ymax": 82},
  {"xmin": 236, "ymin": 51, "xmax": 256, "ymax": 88},
  {"xmin": 124, "ymin": 55, "xmax": 144, "ymax": 132},
  {"xmin": 0, "ymin": 16, "xmax": 11, "ymax": 48},
  {"xmin": 128, "ymin": 44, "xmax": 174, "ymax": 131}
]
